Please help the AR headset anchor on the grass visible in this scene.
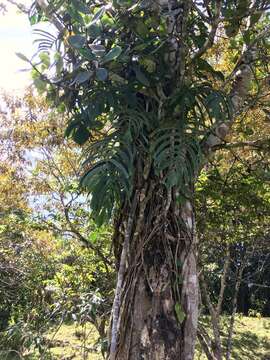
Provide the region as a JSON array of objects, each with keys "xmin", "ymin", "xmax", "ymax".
[
  {"xmin": 2, "ymin": 316, "xmax": 270, "ymax": 359},
  {"xmin": 45, "ymin": 316, "xmax": 270, "ymax": 360},
  {"xmin": 44, "ymin": 322, "xmax": 103, "ymax": 360},
  {"xmin": 31, "ymin": 322, "xmax": 103, "ymax": 360},
  {"xmin": 195, "ymin": 315, "xmax": 270, "ymax": 360},
  {"xmin": 1, "ymin": 323, "xmax": 103, "ymax": 360}
]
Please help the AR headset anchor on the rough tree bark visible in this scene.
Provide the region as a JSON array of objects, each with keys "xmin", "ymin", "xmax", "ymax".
[{"xmin": 110, "ymin": 177, "xmax": 198, "ymax": 360}]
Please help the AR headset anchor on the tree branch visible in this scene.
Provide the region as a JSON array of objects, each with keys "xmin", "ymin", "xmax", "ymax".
[
  {"xmin": 213, "ymin": 139, "xmax": 270, "ymax": 151},
  {"xmin": 191, "ymin": 0, "xmax": 222, "ymax": 61},
  {"xmin": 6, "ymin": 0, "xmax": 29, "ymax": 13},
  {"xmin": 203, "ymin": 9, "xmax": 270, "ymax": 153},
  {"xmin": 36, "ymin": 0, "xmax": 64, "ymax": 32},
  {"xmin": 216, "ymin": 246, "xmax": 231, "ymax": 318},
  {"xmin": 60, "ymin": 198, "xmax": 112, "ymax": 272},
  {"xmin": 191, "ymin": 1, "xmax": 211, "ymax": 24},
  {"xmin": 197, "ymin": 325, "xmax": 216, "ymax": 360}
]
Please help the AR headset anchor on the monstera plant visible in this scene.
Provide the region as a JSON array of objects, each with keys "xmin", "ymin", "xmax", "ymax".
[{"xmin": 21, "ymin": 0, "xmax": 270, "ymax": 359}]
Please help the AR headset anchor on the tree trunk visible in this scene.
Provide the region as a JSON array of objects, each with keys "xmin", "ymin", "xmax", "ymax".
[
  {"xmin": 107, "ymin": 2, "xmax": 258, "ymax": 359},
  {"xmin": 199, "ymin": 246, "xmax": 231, "ymax": 360},
  {"xmin": 200, "ymin": 273, "xmax": 223, "ymax": 360},
  {"xmin": 109, "ymin": 180, "xmax": 199, "ymax": 360},
  {"xmin": 226, "ymin": 255, "xmax": 247, "ymax": 360}
]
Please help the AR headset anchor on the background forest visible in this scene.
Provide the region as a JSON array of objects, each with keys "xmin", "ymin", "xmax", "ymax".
[
  {"xmin": 0, "ymin": 89, "xmax": 269, "ymax": 359},
  {"xmin": 0, "ymin": 0, "xmax": 270, "ymax": 359}
]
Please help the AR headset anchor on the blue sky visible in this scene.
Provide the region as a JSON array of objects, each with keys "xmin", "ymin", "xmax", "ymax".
[{"xmin": 0, "ymin": 3, "xmax": 34, "ymax": 92}]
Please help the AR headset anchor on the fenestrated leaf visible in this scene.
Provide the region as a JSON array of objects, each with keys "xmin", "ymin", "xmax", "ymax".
[
  {"xmin": 109, "ymin": 158, "xmax": 129, "ymax": 181},
  {"xmin": 81, "ymin": 162, "xmax": 106, "ymax": 188},
  {"xmin": 151, "ymin": 128, "xmax": 201, "ymax": 189},
  {"xmin": 196, "ymin": 58, "xmax": 225, "ymax": 81},
  {"xmin": 68, "ymin": 35, "xmax": 86, "ymax": 49},
  {"xmin": 33, "ymin": 28, "xmax": 56, "ymax": 41},
  {"xmin": 80, "ymin": 116, "xmax": 140, "ymax": 225},
  {"xmin": 204, "ymin": 91, "xmax": 227, "ymax": 121},
  {"xmin": 102, "ymin": 46, "xmax": 122, "ymax": 64}
]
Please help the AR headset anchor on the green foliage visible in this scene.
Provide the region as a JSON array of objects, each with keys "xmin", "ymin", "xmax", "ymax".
[
  {"xmin": 46, "ymin": 239, "xmax": 113, "ymax": 330},
  {"xmin": 26, "ymin": 0, "xmax": 238, "ymax": 224},
  {"xmin": 175, "ymin": 302, "xmax": 186, "ymax": 324},
  {"xmin": 0, "ymin": 222, "xmax": 56, "ymax": 353},
  {"xmin": 80, "ymin": 107, "xmax": 150, "ymax": 223},
  {"xmin": 151, "ymin": 128, "xmax": 201, "ymax": 189},
  {"xmin": 0, "ymin": 212, "xmax": 113, "ymax": 355},
  {"xmin": 196, "ymin": 160, "xmax": 270, "ymax": 315},
  {"xmin": 0, "ymin": 92, "xmax": 114, "ymax": 357},
  {"xmin": 196, "ymin": 316, "xmax": 270, "ymax": 360},
  {"xmin": 4, "ymin": 1, "xmax": 270, "ymax": 357}
]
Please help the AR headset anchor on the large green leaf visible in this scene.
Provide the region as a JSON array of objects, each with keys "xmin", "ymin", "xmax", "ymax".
[
  {"xmin": 90, "ymin": 44, "xmax": 106, "ymax": 57},
  {"xmin": 73, "ymin": 71, "xmax": 93, "ymax": 84},
  {"xmin": 79, "ymin": 48, "xmax": 97, "ymax": 61},
  {"xmin": 103, "ymin": 46, "xmax": 122, "ymax": 64},
  {"xmin": 133, "ymin": 66, "xmax": 150, "ymax": 86},
  {"xmin": 71, "ymin": 0, "xmax": 90, "ymax": 14},
  {"xmin": 72, "ymin": 125, "xmax": 90, "ymax": 145},
  {"xmin": 151, "ymin": 128, "xmax": 202, "ymax": 189},
  {"xmin": 68, "ymin": 35, "xmax": 86, "ymax": 49},
  {"xmin": 96, "ymin": 68, "xmax": 108, "ymax": 81}
]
